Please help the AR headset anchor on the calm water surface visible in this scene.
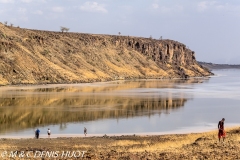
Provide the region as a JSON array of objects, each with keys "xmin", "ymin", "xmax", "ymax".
[{"xmin": 0, "ymin": 69, "xmax": 239, "ymax": 137}]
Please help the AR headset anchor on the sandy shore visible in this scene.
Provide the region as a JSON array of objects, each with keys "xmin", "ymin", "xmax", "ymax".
[
  {"xmin": 0, "ymin": 127, "xmax": 240, "ymax": 159},
  {"xmin": 0, "ymin": 127, "xmax": 227, "ymax": 139}
]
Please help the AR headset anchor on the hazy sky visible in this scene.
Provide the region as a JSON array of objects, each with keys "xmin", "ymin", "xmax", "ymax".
[{"xmin": 0, "ymin": 0, "xmax": 240, "ymax": 64}]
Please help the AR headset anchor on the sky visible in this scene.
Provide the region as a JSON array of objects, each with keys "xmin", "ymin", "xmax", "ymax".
[{"xmin": 0, "ymin": 0, "xmax": 240, "ymax": 64}]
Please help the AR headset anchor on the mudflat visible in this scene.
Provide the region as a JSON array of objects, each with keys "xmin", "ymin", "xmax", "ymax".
[{"xmin": 0, "ymin": 127, "xmax": 240, "ymax": 159}]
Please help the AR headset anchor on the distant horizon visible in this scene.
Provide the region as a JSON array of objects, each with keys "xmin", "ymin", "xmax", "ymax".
[{"xmin": 198, "ymin": 61, "xmax": 240, "ymax": 65}]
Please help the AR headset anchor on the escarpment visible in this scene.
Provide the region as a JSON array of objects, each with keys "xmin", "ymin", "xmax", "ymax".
[{"xmin": 0, "ymin": 23, "xmax": 212, "ymax": 85}]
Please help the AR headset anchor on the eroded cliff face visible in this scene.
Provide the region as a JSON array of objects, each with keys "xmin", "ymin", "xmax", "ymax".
[
  {"xmin": 116, "ymin": 38, "xmax": 194, "ymax": 65},
  {"xmin": 0, "ymin": 23, "xmax": 212, "ymax": 85}
]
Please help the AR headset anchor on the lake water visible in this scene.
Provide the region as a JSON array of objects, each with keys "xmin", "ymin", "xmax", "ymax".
[{"xmin": 0, "ymin": 69, "xmax": 240, "ymax": 138}]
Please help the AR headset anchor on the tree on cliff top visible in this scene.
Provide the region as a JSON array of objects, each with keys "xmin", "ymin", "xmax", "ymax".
[{"xmin": 60, "ymin": 26, "xmax": 70, "ymax": 33}]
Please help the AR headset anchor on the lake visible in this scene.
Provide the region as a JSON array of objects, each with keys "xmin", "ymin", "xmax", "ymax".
[{"xmin": 0, "ymin": 69, "xmax": 239, "ymax": 138}]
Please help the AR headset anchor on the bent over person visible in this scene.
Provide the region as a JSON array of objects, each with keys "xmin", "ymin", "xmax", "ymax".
[{"xmin": 218, "ymin": 118, "xmax": 226, "ymax": 142}]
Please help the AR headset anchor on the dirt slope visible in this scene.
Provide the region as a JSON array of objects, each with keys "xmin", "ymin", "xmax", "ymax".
[{"xmin": 0, "ymin": 23, "xmax": 212, "ymax": 85}]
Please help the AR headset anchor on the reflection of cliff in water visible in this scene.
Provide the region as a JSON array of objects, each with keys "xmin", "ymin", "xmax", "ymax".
[
  {"xmin": 0, "ymin": 97, "xmax": 187, "ymax": 133},
  {"xmin": 0, "ymin": 79, "xmax": 207, "ymax": 133}
]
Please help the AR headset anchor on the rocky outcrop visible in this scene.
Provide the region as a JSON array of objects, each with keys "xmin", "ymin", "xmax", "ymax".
[
  {"xmin": 116, "ymin": 37, "xmax": 193, "ymax": 65},
  {"xmin": 0, "ymin": 23, "xmax": 212, "ymax": 85}
]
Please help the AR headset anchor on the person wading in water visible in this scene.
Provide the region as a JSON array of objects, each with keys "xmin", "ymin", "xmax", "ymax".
[{"xmin": 218, "ymin": 118, "xmax": 226, "ymax": 142}]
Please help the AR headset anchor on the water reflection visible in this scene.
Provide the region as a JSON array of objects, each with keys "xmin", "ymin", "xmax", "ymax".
[{"xmin": 0, "ymin": 78, "xmax": 208, "ymax": 134}]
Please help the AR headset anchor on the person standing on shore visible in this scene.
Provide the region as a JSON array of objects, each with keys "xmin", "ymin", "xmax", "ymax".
[
  {"xmin": 218, "ymin": 118, "xmax": 226, "ymax": 142},
  {"xmin": 47, "ymin": 128, "xmax": 51, "ymax": 138},
  {"xmin": 84, "ymin": 127, "xmax": 87, "ymax": 137},
  {"xmin": 36, "ymin": 128, "xmax": 40, "ymax": 139}
]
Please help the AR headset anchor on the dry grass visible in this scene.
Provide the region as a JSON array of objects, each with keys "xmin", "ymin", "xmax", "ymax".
[
  {"xmin": 115, "ymin": 132, "xmax": 214, "ymax": 152},
  {"xmin": 1, "ymin": 127, "xmax": 240, "ymax": 159},
  {"xmin": 113, "ymin": 140, "xmax": 142, "ymax": 146}
]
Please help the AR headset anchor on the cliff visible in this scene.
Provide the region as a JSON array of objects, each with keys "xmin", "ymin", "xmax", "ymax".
[{"xmin": 0, "ymin": 23, "xmax": 212, "ymax": 85}]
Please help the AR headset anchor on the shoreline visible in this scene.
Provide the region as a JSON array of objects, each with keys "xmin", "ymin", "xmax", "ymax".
[
  {"xmin": 0, "ymin": 77, "xmax": 184, "ymax": 87},
  {"xmin": 1, "ymin": 127, "xmax": 240, "ymax": 159},
  {"xmin": 0, "ymin": 75, "xmax": 212, "ymax": 88},
  {"xmin": 0, "ymin": 126, "xmax": 238, "ymax": 139}
]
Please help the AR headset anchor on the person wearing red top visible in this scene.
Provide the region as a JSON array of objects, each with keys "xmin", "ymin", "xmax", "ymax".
[{"xmin": 218, "ymin": 118, "xmax": 226, "ymax": 142}]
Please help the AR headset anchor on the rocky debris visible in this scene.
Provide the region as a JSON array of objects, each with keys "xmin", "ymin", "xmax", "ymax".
[{"xmin": 103, "ymin": 134, "xmax": 109, "ymax": 138}]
